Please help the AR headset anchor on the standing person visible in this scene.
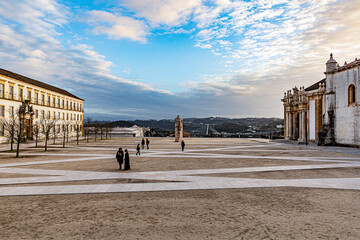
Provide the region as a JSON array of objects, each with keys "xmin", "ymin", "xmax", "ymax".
[
  {"xmin": 146, "ymin": 138, "xmax": 150, "ymax": 149},
  {"xmin": 116, "ymin": 148, "xmax": 124, "ymax": 170},
  {"xmin": 136, "ymin": 144, "xmax": 141, "ymax": 155},
  {"xmin": 181, "ymin": 140, "xmax": 185, "ymax": 151},
  {"xmin": 124, "ymin": 149, "xmax": 130, "ymax": 170},
  {"xmin": 141, "ymin": 138, "xmax": 145, "ymax": 149}
]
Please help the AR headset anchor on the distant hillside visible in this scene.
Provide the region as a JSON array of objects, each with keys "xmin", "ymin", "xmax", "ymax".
[{"xmin": 111, "ymin": 117, "xmax": 283, "ymax": 134}]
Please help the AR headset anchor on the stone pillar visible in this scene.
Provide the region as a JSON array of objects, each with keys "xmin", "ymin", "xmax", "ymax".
[
  {"xmin": 298, "ymin": 112, "xmax": 303, "ymax": 141},
  {"xmin": 302, "ymin": 111, "xmax": 306, "ymax": 141},
  {"xmin": 292, "ymin": 112, "xmax": 296, "ymax": 139},
  {"xmin": 286, "ymin": 112, "xmax": 290, "ymax": 139},
  {"xmin": 289, "ymin": 113, "xmax": 293, "ymax": 139},
  {"xmin": 174, "ymin": 115, "xmax": 183, "ymax": 142}
]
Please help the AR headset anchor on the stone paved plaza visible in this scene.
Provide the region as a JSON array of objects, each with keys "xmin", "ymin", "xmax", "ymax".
[{"xmin": 0, "ymin": 137, "xmax": 359, "ymax": 239}]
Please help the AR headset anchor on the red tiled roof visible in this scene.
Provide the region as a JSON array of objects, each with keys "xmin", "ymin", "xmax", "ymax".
[
  {"xmin": 305, "ymin": 78, "xmax": 325, "ymax": 92},
  {"xmin": 328, "ymin": 58, "xmax": 360, "ymax": 73},
  {"xmin": 0, "ymin": 68, "xmax": 83, "ymax": 100}
]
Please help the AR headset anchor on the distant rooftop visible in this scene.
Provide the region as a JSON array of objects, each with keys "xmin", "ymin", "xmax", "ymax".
[{"xmin": 305, "ymin": 78, "xmax": 325, "ymax": 92}]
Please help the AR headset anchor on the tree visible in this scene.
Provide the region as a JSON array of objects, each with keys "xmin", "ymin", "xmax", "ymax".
[
  {"xmin": 0, "ymin": 116, "xmax": 16, "ymax": 151},
  {"xmin": 93, "ymin": 121, "xmax": 99, "ymax": 141},
  {"xmin": 52, "ymin": 119, "xmax": 57, "ymax": 145},
  {"xmin": 13, "ymin": 107, "xmax": 28, "ymax": 157},
  {"xmin": 108, "ymin": 123, "xmax": 114, "ymax": 138},
  {"xmin": 104, "ymin": 122, "xmax": 114, "ymax": 139},
  {"xmin": 99, "ymin": 122, "xmax": 104, "ymax": 140},
  {"xmin": 41, "ymin": 119, "xmax": 55, "ymax": 151},
  {"xmin": 62, "ymin": 121, "xmax": 70, "ymax": 148},
  {"xmin": 84, "ymin": 117, "xmax": 92, "ymax": 143},
  {"xmin": 32, "ymin": 120, "xmax": 41, "ymax": 148},
  {"xmin": 75, "ymin": 123, "xmax": 82, "ymax": 145}
]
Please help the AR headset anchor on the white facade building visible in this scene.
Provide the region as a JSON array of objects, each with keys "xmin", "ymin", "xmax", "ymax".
[
  {"xmin": 322, "ymin": 54, "xmax": 360, "ymax": 146},
  {"xmin": 112, "ymin": 125, "xmax": 145, "ymax": 137},
  {"xmin": 0, "ymin": 68, "xmax": 84, "ymax": 143},
  {"xmin": 282, "ymin": 54, "xmax": 360, "ymax": 147}
]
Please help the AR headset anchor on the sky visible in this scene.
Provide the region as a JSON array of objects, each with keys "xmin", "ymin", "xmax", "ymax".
[{"xmin": 0, "ymin": 0, "xmax": 360, "ymax": 120}]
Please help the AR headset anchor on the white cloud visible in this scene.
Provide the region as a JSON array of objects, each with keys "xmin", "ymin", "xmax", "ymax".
[
  {"xmin": 0, "ymin": 0, "xmax": 173, "ymax": 97},
  {"xmin": 88, "ymin": 10, "xmax": 148, "ymax": 43},
  {"xmin": 195, "ymin": 42, "xmax": 212, "ymax": 49},
  {"xmin": 121, "ymin": 0, "xmax": 202, "ymax": 27}
]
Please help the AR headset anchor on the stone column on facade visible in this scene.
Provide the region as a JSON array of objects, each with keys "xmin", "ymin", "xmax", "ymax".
[
  {"xmin": 174, "ymin": 115, "xmax": 183, "ymax": 142},
  {"xmin": 293, "ymin": 112, "xmax": 297, "ymax": 140},
  {"xmin": 289, "ymin": 112, "xmax": 293, "ymax": 139},
  {"xmin": 298, "ymin": 111, "xmax": 303, "ymax": 141},
  {"xmin": 285, "ymin": 112, "xmax": 290, "ymax": 139},
  {"xmin": 302, "ymin": 112, "xmax": 306, "ymax": 141}
]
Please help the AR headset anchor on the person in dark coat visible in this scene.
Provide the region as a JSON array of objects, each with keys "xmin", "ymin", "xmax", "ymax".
[
  {"xmin": 181, "ymin": 140, "xmax": 185, "ymax": 151},
  {"xmin": 124, "ymin": 149, "xmax": 130, "ymax": 170},
  {"xmin": 116, "ymin": 148, "xmax": 124, "ymax": 170},
  {"xmin": 136, "ymin": 144, "xmax": 141, "ymax": 155},
  {"xmin": 141, "ymin": 138, "xmax": 145, "ymax": 149},
  {"xmin": 146, "ymin": 138, "xmax": 150, "ymax": 149}
]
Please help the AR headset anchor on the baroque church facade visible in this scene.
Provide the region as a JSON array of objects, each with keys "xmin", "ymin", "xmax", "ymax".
[{"xmin": 282, "ymin": 54, "xmax": 360, "ymax": 146}]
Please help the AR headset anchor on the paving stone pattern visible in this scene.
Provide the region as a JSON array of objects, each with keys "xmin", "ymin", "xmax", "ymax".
[{"xmin": 0, "ymin": 140, "xmax": 359, "ymax": 196}]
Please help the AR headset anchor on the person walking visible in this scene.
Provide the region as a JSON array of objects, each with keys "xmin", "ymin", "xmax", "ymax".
[
  {"xmin": 116, "ymin": 148, "xmax": 124, "ymax": 170},
  {"xmin": 146, "ymin": 138, "xmax": 150, "ymax": 149},
  {"xmin": 136, "ymin": 144, "xmax": 141, "ymax": 155},
  {"xmin": 124, "ymin": 149, "xmax": 130, "ymax": 171},
  {"xmin": 181, "ymin": 140, "xmax": 185, "ymax": 151},
  {"xmin": 141, "ymin": 138, "xmax": 145, "ymax": 149}
]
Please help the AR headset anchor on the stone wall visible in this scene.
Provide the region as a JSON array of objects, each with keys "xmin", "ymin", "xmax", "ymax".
[{"xmin": 332, "ymin": 67, "xmax": 360, "ymax": 145}]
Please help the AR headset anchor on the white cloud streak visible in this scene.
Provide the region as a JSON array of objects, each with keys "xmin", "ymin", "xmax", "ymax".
[{"xmin": 88, "ymin": 10, "xmax": 149, "ymax": 43}]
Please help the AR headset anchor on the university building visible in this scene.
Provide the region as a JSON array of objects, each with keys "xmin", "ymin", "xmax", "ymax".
[
  {"xmin": 0, "ymin": 68, "xmax": 84, "ymax": 143},
  {"xmin": 282, "ymin": 54, "xmax": 360, "ymax": 146}
]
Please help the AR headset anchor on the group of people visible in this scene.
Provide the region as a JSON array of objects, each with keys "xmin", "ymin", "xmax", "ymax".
[
  {"xmin": 116, "ymin": 148, "xmax": 130, "ymax": 171},
  {"xmin": 136, "ymin": 138, "xmax": 150, "ymax": 155},
  {"xmin": 116, "ymin": 139, "xmax": 186, "ymax": 170}
]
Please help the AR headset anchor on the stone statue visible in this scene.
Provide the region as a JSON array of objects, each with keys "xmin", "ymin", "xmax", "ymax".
[{"xmin": 174, "ymin": 115, "xmax": 183, "ymax": 142}]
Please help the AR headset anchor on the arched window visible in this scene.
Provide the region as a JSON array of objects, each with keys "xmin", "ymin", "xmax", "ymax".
[{"xmin": 348, "ymin": 84, "xmax": 356, "ymax": 106}]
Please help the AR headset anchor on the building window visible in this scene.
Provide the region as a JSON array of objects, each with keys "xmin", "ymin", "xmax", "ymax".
[
  {"xmin": 27, "ymin": 90, "xmax": 31, "ymax": 101},
  {"xmin": 19, "ymin": 88, "xmax": 23, "ymax": 101},
  {"xmin": 47, "ymin": 96, "xmax": 51, "ymax": 106},
  {"xmin": 0, "ymin": 106, "xmax": 4, "ymax": 117},
  {"xmin": 53, "ymin": 97, "xmax": 56, "ymax": 107},
  {"xmin": 9, "ymin": 106, "xmax": 14, "ymax": 118},
  {"xmin": 63, "ymin": 112, "xmax": 65, "ymax": 120},
  {"xmin": 35, "ymin": 110, "xmax": 38, "ymax": 119},
  {"xmin": 35, "ymin": 92, "xmax": 38, "ymax": 104},
  {"xmin": 9, "ymin": 86, "xmax": 13, "ymax": 99},
  {"xmin": 41, "ymin": 110, "xmax": 45, "ymax": 120},
  {"xmin": 41, "ymin": 94, "xmax": 45, "ymax": 105},
  {"xmin": 348, "ymin": 84, "xmax": 356, "ymax": 106},
  {"xmin": 47, "ymin": 111, "xmax": 50, "ymax": 120},
  {"xmin": 0, "ymin": 83, "xmax": 4, "ymax": 98}
]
